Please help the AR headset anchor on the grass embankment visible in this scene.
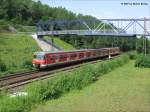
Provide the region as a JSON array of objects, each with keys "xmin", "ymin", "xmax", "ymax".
[
  {"xmin": 43, "ymin": 36, "xmax": 75, "ymax": 50},
  {"xmin": 0, "ymin": 55, "xmax": 129, "ymax": 112},
  {"xmin": 31, "ymin": 61, "xmax": 150, "ymax": 112},
  {"xmin": 0, "ymin": 33, "xmax": 41, "ymax": 76}
]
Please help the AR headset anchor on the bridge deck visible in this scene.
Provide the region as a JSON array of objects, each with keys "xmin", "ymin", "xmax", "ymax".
[{"xmin": 37, "ymin": 30, "xmax": 150, "ymax": 37}]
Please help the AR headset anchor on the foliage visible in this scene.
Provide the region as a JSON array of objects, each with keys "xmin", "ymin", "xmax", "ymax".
[
  {"xmin": 0, "ymin": 0, "xmax": 118, "ymax": 33},
  {"xmin": 0, "ymin": 0, "xmax": 97, "ymax": 26},
  {"xmin": 0, "ymin": 20, "xmax": 10, "ymax": 31},
  {"xmin": 0, "ymin": 55, "xmax": 129, "ymax": 112},
  {"xmin": 136, "ymin": 37, "xmax": 150, "ymax": 54},
  {"xmin": 60, "ymin": 35, "xmax": 137, "ymax": 51},
  {"xmin": 135, "ymin": 54, "xmax": 150, "ymax": 68},
  {"xmin": 1, "ymin": 0, "xmax": 149, "ymax": 53},
  {"xmin": 60, "ymin": 35, "xmax": 150, "ymax": 53},
  {"xmin": 127, "ymin": 51, "xmax": 137, "ymax": 60},
  {"xmin": 0, "ymin": 0, "xmax": 141, "ymax": 52}
]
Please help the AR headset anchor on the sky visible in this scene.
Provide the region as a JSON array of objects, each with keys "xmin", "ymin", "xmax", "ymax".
[
  {"xmin": 40, "ymin": 0, "xmax": 150, "ymax": 34},
  {"xmin": 40, "ymin": 0, "xmax": 150, "ymax": 19}
]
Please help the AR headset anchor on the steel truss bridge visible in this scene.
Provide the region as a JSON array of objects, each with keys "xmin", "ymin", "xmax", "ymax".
[{"xmin": 36, "ymin": 18, "xmax": 150, "ymax": 37}]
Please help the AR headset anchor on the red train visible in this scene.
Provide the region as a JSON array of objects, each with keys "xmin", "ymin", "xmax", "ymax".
[{"xmin": 32, "ymin": 47, "xmax": 120, "ymax": 69}]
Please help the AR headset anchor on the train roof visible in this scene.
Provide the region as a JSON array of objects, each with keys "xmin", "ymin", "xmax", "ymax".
[
  {"xmin": 34, "ymin": 47, "xmax": 119, "ymax": 55},
  {"xmin": 34, "ymin": 49, "xmax": 95, "ymax": 55}
]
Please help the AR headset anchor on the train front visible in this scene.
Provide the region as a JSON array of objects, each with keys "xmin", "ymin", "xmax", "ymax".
[{"xmin": 32, "ymin": 52, "xmax": 47, "ymax": 69}]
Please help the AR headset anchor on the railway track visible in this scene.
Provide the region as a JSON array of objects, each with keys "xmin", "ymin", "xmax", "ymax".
[
  {"xmin": 0, "ymin": 70, "xmax": 38, "ymax": 81},
  {"xmin": 0, "ymin": 55, "xmax": 119, "ymax": 91}
]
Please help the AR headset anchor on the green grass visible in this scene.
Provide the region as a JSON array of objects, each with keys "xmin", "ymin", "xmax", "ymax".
[
  {"xmin": 0, "ymin": 55, "xmax": 129, "ymax": 112},
  {"xmin": 14, "ymin": 25, "xmax": 36, "ymax": 32},
  {"xmin": 0, "ymin": 33, "xmax": 41, "ymax": 76},
  {"xmin": 43, "ymin": 36, "xmax": 75, "ymax": 50},
  {"xmin": 31, "ymin": 61, "xmax": 150, "ymax": 112}
]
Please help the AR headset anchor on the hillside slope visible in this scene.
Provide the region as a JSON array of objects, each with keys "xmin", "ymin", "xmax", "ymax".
[{"xmin": 0, "ymin": 33, "xmax": 41, "ymax": 76}]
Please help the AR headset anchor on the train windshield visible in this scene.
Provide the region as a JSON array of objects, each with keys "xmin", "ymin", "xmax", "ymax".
[{"xmin": 34, "ymin": 55, "xmax": 45, "ymax": 60}]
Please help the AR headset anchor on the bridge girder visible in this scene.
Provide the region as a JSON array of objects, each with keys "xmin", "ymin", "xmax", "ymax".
[{"xmin": 35, "ymin": 18, "xmax": 150, "ymax": 37}]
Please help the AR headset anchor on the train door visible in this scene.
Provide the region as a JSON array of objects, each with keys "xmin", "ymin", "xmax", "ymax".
[{"xmin": 44, "ymin": 54, "xmax": 48, "ymax": 65}]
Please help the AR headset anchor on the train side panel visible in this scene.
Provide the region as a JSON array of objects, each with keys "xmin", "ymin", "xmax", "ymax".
[{"xmin": 32, "ymin": 47, "xmax": 120, "ymax": 69}]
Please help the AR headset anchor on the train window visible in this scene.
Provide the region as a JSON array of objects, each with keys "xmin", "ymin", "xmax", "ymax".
[
  {"xmin": 55, "ymin": 55, "xmax": 59, "ymax": 59},
  {"xmin": 93, "ymin": 52, "xmax": 96, "ymax": 55},
  {"xmin": 59, "ymin": 55, "xmax": 61, "ymax": 59},
  {"xmin": 71, "ymin": 54, "xmax": 77, "ymax": 57},
  {"xmin": 49, "ymin": 55, "xmax": 55, "ymax": 60},
  {"xmin": 79, "ymin": 53, "xmax": 83, "ymax": 57},
  {"xmin": 52, "ymin": 56, "xmax": 55, "ymax": 59},
  {"xmin": 64, "ymin": 55, "xmax": 67, "ymax": 58},
  {"xmin": 36, "ymin": 55, "xmax": 44, "ymax": 60},
  {"xmin": 60, "ymin": 55, "xmax": 67, "ymax": 59}
]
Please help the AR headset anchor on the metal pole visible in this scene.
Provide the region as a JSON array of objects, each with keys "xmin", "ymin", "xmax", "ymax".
[
  {"xmin": 51, "ymin": 23, "xmax": 54, "ymax": 51},
  {"xmin": 136, "ymin": 37, "xmax": 137, "ymax": 52},
  {"xmin": 144, "ymin": 17, "xmax": 147, "ymax": 55},
  {"xmin": 143, "ymin": 35, "xmax": 145, "ymax": 54},
  {"xmin": 104, "ymin": 22, "xmax": 105, "ymax": 33}
]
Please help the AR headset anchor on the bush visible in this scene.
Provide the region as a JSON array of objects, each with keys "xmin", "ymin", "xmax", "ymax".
[
  {"xmin": 127, "ymin": 52, "xmax": 137, "ymax": 60},
  {"xmin": 0, "ymin": 55, "xmax": 130, "ymax": 112},
  {"xmin": 135, "ymin": 54, "xmax": 150, "ymax": 68}
]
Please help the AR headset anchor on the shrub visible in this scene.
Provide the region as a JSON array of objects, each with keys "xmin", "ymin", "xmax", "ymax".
[
  {"xmin": 127, "ymin": 52, "xmax": 137, "ymax": 60},
  {"xmin": 135, "ymin": 54, "xmax": 150, "ymax": 68},
  {"xmin": 0, "ymin": 55, "xmax": 130, "ymax": 112}
]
